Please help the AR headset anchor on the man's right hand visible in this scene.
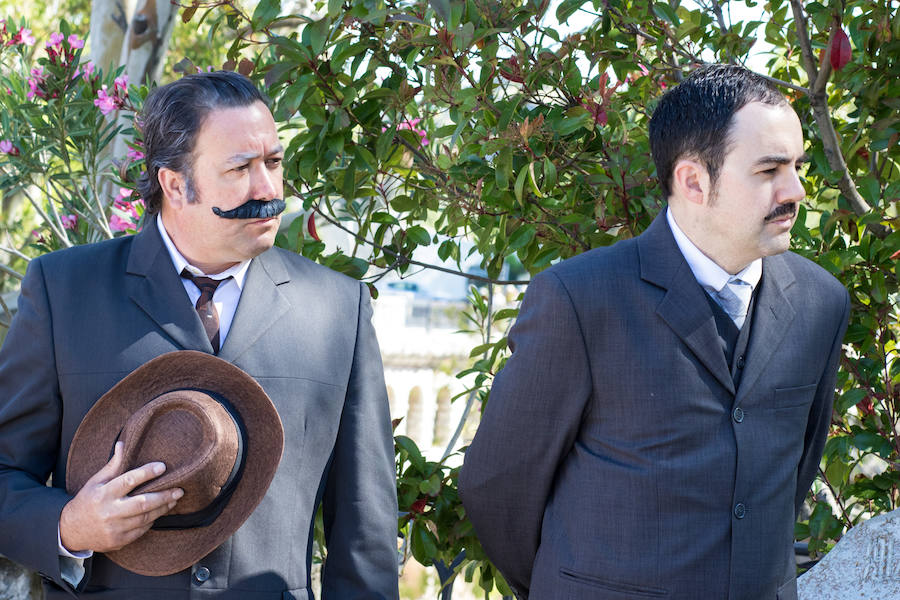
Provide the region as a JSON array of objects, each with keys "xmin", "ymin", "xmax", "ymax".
[{"xmin": 59, "ymin": 441, "xmax": 184, "ymax": 553}]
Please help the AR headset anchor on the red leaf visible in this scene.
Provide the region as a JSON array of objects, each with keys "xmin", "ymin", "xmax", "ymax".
[
  {"xmin": 830, "ymin": 28, "xmax": 851, "ymax": 71},
  {"xmin": 307, "ymin": 213, "xmax": 320, "ymax": 241}
]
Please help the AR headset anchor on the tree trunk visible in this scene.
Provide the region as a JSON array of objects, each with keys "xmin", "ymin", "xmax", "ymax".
[{"xmin": 89, "ymin": 0, "xmax": 135, "ymax": 74}]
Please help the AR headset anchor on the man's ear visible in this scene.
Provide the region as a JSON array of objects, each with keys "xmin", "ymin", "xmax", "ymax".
[
  {"xmin": 671, "ymin": 159, "xmax": 710, "ymax": 206},
  {"xmin": 157, "ymin": 168, "xmax": 188, "ymax": 210}
]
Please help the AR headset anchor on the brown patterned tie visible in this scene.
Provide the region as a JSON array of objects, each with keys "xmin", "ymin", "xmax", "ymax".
[{"xmin": 181, "ymin": 270, "xmax": 231, "ymax": 353}]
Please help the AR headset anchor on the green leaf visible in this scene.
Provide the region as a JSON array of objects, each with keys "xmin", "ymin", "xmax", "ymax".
[
  {"xmin": 493, "ymin": 308, "xmax": 519, "ymax": 320},
  {"xmin": 409, "ymin": 519, "xmax": 439, "ymax": 565},
  {"xmin": 555, "ymin": 0, "xmax": 586, "ymax": 24},
  {"xmin": 307, "ymin": 18, "xmax": 331, "ymax": 55},
  {"xmin": 396, "ymin": 435, "xmax": 426, "ymax": 472},
  {"xmin": 555, "ymin": 110, "xmax": 592, "ymax": 136},
  {"xmin": 390, "ymin": 195, "xmax": 418, "ymax": 212},
  {"xmin": 543, "ymin": 156, "xmax": 557, "ymax": 190},
  {"xmin": 252, "ymin": 0, "xmax": 281, "ymax": 27},
  {"xmin": 430, "ymin": 0, "xmax": 451, "ymax": 23},
  {"xmin": 852, "ymin": 430, "xmax": 893, "ymax": 458},
  {"xmin": 835, "ymin": 388, "xmax": 866, "ymax": 413},
  {"xmin": 328, "ymin": 0, "xmax": 342, "ymax": 18},
  {"xmin": 418, "ymin": 473, "xmax": 442, "ymax": 496},
  {"xmin": 507, "ymin": 225, "xmax": 535, "ymax": 251},
  {"xmin": 406, "ymin": 225, "xmax": 431, "ymax": 246},
  {"xmin": 652, "ymin": 2, "xmax": 680, "ymax": 25},
  {"xmin": 514, "ymin": 167, "xmax": 529, "ymax": 206},
  {"xmin": 376, "ymin": 125, "xmax": 396, "ymax": 161}
]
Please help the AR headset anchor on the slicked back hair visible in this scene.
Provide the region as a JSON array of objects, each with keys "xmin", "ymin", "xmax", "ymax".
[
  {"xmin": 136, "ymin": 71, "xmax": 270, "ymax": 215},
  {"xmin": 649, "ymin": 64, "xmax": 788, "ymax": 199}
]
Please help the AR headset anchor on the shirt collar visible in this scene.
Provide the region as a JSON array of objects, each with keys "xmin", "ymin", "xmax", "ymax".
[
  {"xmin": 665, "ymin": 207, "xmax": 762, "ymax": 293},
  {"xmin": 156, "ymin": 214, "xmax": 251, "ymax": 289}
]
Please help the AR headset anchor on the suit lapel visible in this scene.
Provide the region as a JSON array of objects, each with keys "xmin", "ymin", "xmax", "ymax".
[
  {"xmin": 734, "ymin": 254, "xmax": 795, "ymax": 402},
  {"xmin": 218, "ymin": 248, "xmax": 291, "ymax": 362},
  {"xmin": 639, "ymin": 213, "xmax": 735, "ymax": 395},
  {"xmin": 125, "ymin": 217, "xmax": 213, "ymax": 352}
]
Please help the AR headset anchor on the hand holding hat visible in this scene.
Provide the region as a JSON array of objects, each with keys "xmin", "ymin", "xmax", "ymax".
[
  {"xmin": 60, "ymin": 441, "xmax": 184, "ymax": 554},
  {"xmin": 65, "ymin": 350, "xmax": 284, "ymax": 576}
]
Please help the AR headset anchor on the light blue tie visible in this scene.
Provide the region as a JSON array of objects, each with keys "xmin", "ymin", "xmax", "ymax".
[{"xmin": 714, "ymin": 276, "xmax": 753, "ymax": 329}]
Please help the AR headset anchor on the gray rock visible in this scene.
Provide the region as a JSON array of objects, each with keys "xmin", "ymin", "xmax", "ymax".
[
  {"xmin": 0, "ymin": 556, "xmax": 41, "ymax": 600},
  {"xmin": 799, "ymin": 509, "xmax": 900, "ymax": 600}
]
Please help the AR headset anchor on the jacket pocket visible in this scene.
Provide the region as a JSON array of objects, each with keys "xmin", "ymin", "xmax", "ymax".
[
  {"xmin": 773, "ymin": 383, "xmax": 817, "ymax": 410},
  {"xmin": 776, "ymin": 577, "xmax": 797, "ymax": 600},
  {"xmin": 559, "ymin": 568, "xmax": 668, "ymax": 598}
]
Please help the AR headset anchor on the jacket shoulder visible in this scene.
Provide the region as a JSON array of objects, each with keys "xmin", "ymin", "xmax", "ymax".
[
  {"xmin": 30, "ymin": 235, "xmax": 133, "ymax": 278},
  {"xmin": 779, "ymin": 251, "xmax": 848, "ymax": 299},
  {"xmin": 537, "ymin": 237, "xmax": 639, "ymax": 288},
  {"xmin": 268, "ymin": 246, "xmax": 364, "ymax": 294}
]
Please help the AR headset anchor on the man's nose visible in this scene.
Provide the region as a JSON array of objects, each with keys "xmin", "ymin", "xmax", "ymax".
[
  {"xmin": 250, "ymin": 163, "xmax": 279, "ymax": 200},
  {"xmin": 779, "ymin": 168, "xmax": 805, "ymax": 204}
]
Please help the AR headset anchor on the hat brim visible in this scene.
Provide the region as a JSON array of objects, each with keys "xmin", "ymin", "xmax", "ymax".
[{"xmin": 66, "ymin": 350, "xmax": 284, "ymax": 576}]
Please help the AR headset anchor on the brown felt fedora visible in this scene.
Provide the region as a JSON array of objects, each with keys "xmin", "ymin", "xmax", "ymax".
[{"xmin": 66, "ymin": 350, "xmax": 284, "ymax": 576}]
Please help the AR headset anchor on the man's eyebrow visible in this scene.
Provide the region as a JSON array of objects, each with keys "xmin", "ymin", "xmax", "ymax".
[
  {"xmin": 754, "ymin": 153, "xmax": 811, "ymax": 166},
  {"xmin": 225, "ymin": 145, "xmax": 285, "ymax": 165}
]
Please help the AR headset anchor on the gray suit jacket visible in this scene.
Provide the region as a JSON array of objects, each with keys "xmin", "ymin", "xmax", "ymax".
[
  {"xmin": 459, "ymin": 213, "xmax": 849, "ymax": 600},
  {"xmin": 0, "ymin": 218, "xmax": 399, "ymax": 599}
]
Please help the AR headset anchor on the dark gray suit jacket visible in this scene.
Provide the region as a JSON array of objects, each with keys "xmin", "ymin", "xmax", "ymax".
[
  {"xmin": 0, "ymin": 218, "xmax": 399, "ymax": 599},
  {"xmin": 459, "ymin": 214, "xmax": 849, "ymax": 600}
]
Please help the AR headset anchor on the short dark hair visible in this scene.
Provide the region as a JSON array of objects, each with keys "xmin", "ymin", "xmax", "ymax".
[
  {"xmin": 649, "ymin": 64, "xmax": 788, "ymax": 199},
  {"xmin": 136, "ymin": 71, "xmax": 270, "ymax": 215}
]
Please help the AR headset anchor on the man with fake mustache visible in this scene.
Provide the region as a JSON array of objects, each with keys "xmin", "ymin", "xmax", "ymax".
[
  {"xmin": 0, "ymin": 72, "xmax": 399, "ymax": 599},
  {"xmin": 460, "ymin": 64, "xmax": 850, "ymax": 599}
]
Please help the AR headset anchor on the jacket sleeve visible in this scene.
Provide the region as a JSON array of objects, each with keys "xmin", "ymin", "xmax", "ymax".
[
  {"xmin": 0, "ymin": 257, "xmax": 80, "ymax": 595},
  {"xmin": 458, "ymin": 270, "xmax": 592, "ymax": 599},
  {"xmin": 794, "ymin": 286, "xmax": 850, "ymax": 514},
  {"xmin": 320, "ymin": 282, "xmax": 399, "ymax": 600}
]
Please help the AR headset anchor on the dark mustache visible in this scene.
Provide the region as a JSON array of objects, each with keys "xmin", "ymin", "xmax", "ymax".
[
  {"xmin": 764, "ymin": 203, "xmax": 796, "ymax": 222},
  {"xmin": 212, "ymin": 198, "xmax": 286, "ymax": 220}
]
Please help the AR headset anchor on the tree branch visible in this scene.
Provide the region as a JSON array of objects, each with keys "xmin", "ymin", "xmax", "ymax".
[
  {"xmin": 289, "ymin": 184, "xmax": 527, "ymax": 286},
  {"xmin": 788, "ymin": 0, "xmax": 882, "ymax": 231}
]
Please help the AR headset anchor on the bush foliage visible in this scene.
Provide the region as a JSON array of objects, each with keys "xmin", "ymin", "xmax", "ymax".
[{"xmin": 1, "ymin": 0, "xmax": 898, "ymax": 594}]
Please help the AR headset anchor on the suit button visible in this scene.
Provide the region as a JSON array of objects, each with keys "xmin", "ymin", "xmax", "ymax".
[
  {"xmin": 737, "ymin": 355, "xmax": 745, "ymax": 369},
  {"xmin": 732, "ymin": 407, "xmax": 745, "ymax": 423},
  {"xmin": 193, "ymin": 566, "xmax": 211, "ymax": 584},
  {"xmin": 733, "ymin": 503, "xmax": 746, "ymax": 519}
]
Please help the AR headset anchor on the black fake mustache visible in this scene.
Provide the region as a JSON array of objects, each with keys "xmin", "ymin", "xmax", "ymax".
[
  {"xmin": 764, "ymin": 203, "xmax": 796, "ymax": 222},
  {"xmin": 212, "ymin": 198, "xmax": 286, "ymax": 220}
]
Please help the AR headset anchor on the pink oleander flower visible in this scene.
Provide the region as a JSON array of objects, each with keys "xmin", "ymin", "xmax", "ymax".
[
  {"xmin": 46, "ymin": 32, "xmax": 63, "ymax": 49},
  {"xmin": 26, "ymin": 66, "xmax": 46, "ymax": 100},
  {"xmin": 126, "ymin": 146, "xmax": 145, "ymax": 161},
  {"xmin": 61, "ymin": 214, "xmax": 77, "ymax": 230},
  {"xmin": 109, "ymin": 213, "xmax": 133, "ymax": 232},
  {"xmin": 394, "ymin": 118, "xmax": 429, "ymax": 146},
  {"xmin": 114, "ymin": 191, "xmax": 142, "ymax": 221},
  {"xmin": 77, "ymin": 60, "xmax": 95, "ymax": 82},
  {"xmin": 0, "ymin": 139, "xmax": 18, "ymax": 155},
  {"xmin": 94, "ymin": 85, "xmax": 119, "ymax": 115},
  {"xmin": 18, "ymin": 28, "xmax": 34, "ymax": 46},
  {"xmin": 114, "ymin": 74, "xmax": 128, "ymax": 93},
  {"xmin": 67, "ymin": 34, "xmax": 84, "ymax": 49}
]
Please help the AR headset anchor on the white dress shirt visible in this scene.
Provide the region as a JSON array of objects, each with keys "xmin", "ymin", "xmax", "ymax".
[
  {"xmin": 666, "ymin": 208, "xmax": 762, "ymax": 325},
  {"xmin": 157, "ymin": 214, "xmax": 251, "ymax": 345}
]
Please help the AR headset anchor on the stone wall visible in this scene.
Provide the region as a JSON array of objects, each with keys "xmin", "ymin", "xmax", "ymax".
[{"xmin": 0, "ymin": 556, "xmax": 41, "ymax": 600}]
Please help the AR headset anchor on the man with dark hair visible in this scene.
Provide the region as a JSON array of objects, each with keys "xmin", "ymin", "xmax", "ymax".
[
  {"xmin": 460, "ymin": 64, "xmax": 850, "ymax": 599},
  {"xmin": 0, "ymin": 71, "xmax": 399, "ymax": 599}
]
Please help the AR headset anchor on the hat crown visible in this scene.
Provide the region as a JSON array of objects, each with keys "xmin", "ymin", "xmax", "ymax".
[{"xmin": 121, "ymin": 390, "xmax": 239, "ymax": 515}]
